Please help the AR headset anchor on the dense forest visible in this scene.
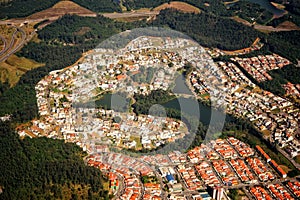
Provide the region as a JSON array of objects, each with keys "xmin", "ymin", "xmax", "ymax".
[
  {"xmin": 267, "ymin": 31, "xmax": 300, "ymax": 63},
  {"xmin": 152, "ymin": 9, "xmax": 262, "ymax": 50},
  {"xmin": 122, "ymin": 0, "xmax": 168, "ymax": 10},
  {"xmin": 269, "ymin": 64, "xmax": 300, "ymax": 85},
  {"xmin": 259, "ymin": 64, "xmax": 300, "ymax": 97},
  {"xmin": 227, "ymin": 1, "xmax": 273, "ymax": 24},
  {"xmin": 123, "ymin": 0, "xmax": 276, "ymax": 19},
  {"xmin": 0, "ymin": 121, "xmax": 109, "ymax": 199},
  {"xmin": 273, "ymin": 0, "xmax": 300, "ymax": 16},
  {"xmin": 0, "ymin": 0, "xmax": 60, "ymax": 19},
  {"xmin": 72, "ymin": 0, "xmax": 121, "ymax": 13},
  {"xmin": 132, "ymin": 89, "xmax": 176, "ymax": 115},
  {"xmin": 37, "ymin": 14, "xmax": 144, "ymax": 45}
]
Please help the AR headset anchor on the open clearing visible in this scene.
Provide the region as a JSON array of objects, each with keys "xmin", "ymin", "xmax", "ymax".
[
  {"xmin": 276, "ymin": 21, "xmax": 300, "ymax": 30},
  {"xmin": 232, "ymin": 16, "xmax": 300, "ymax": 32},
  {"xmin": 26, "ymin": 0, "xmax": 96, "ymax": 20},
  {"xmin": 154, "ymin": 1, "xmax": 201, "ymax": 13},
  {"xmin": 0, "ymin": 54, "xmax": 44, "ymax": 86},
  {"xmin": 279, "ymin": 165, "xmax": 291, "ymax": 173}
]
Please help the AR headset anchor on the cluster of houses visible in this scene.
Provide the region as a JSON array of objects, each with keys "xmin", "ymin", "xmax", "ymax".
[
  {"xmin": 190, "ymin": 57, "xmax": 300, "ymax": 159},
  {"xmin": 228, "ymin": 88, "xmax": 299, "ymax": 155},
  {"xmin": 229, "ymin": 159, "xmax": 256, "ymax": 184},
  {"xmin": 211, "ymin": 139, "xmax": 239, "ymax": 160},
  {"xmin": 267, "ymin": 184, "xmax": 294, "ymax": 200},
  {"xmin": 283, "ymin": 82, "xmax": 300, "ymax": 101},
  {"xmin": 97, "ymin": 110, "xmax": 187, "ymax": 150},
  {"xmin": 212, "ymin": 159, "xmax": 239, "ymax": 186},
  {"xmin": 195, "ymin": 162, "xmax": 220, "ymax": 187},
  {"xmin": 85, "ymin": 137, "xmax": 298, "ymax": 199},
  {"xmin": 92, "ymin": 48, "xmax": 181, "ymax": 95},
  {"xmin": 177, "ymin": 164, "xmax": 203, "ymax": 191},
  {"xmin": 251, "ymin": 181, "xmax": 300, "ymax": 200},
  {"xmin": 86, "ymin": 152, "xmax": 159, "ymax": 200},
  {"xmin": 189, "ymin": 60, "xmax": 253, "ymax": 100},
  {"xmin": 227, "ymin": 137, "xmax": 255, "ymax": 158},
  {"xmin": 15, "ymin": 35, "xmax": 300, "ymax": 199},
  {"xmin": 246, "ymin": 157, "xmax": 275, "ymax": 182},
  {"xmin": 22, "ymin": 36, "xmax": 222, "ymax": 149},
  {"xmin": 21, "ymin": 37, "xmax": 205, "ymax": 150},
  {"xmin": 250, "ymin": 186, "xmax": 272, "ymax": 200},
  {"xmin": 287, "ymin": 181, "xmax": 300, "ymax": 198},
  {"xmin": 91, "ymin": 36, "xmax": 210, "ymax": 97},
  {"xmin": 231, "ymin": 54, "xmax": 290, "ymax": 82},
  {"xmin": 141, "ymin": 154, "xmax": 171, "ymax": 167}
]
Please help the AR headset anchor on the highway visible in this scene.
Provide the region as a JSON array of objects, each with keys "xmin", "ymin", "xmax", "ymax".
[
  {"xmin": 0, "ymin": 25, "xmax": 29, "ymax": 63},
  {"xmin": 103, "ymin": 10, "xmax": 159, "ymax": 19},
  {"xmin": 0, "ymin": 35, "xmax": 7, "ymax": 55},
  {"xmin": 0, "ymin": 26, "xmax": 18, "ymax": 57}
]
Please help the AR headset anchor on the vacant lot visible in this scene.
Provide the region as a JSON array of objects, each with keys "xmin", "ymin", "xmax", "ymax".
[{"xmin": 154, "ymin": 1, "xmax": 201, "ymax": 14}]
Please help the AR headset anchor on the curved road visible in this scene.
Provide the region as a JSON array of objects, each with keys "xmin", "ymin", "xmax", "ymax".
[
  {"xmin": 0, "ymin": 35, "xmax": 7, "ymax": 55},
  {"xmin": 0, "ymin": 27, "xmax": 18, "ymax": 57},
  {"xmin": 0, "ymin": 26, "xmax": 27, "ymax": 63}
]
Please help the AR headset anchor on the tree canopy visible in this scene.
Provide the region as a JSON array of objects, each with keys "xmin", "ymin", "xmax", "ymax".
[{"xmin": 0, "ymin": 121, "xmax": 109, "ymax": 199}]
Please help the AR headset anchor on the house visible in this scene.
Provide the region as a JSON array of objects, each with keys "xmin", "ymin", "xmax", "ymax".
[{"xmin": 166, "ymin": 174, "xmax": 176, "ymax": 184}]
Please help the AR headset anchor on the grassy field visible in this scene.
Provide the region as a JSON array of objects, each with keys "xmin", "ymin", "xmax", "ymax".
[
  {"xmin": 130, "ymin": 135, "xmax": 142, "ymax": 150},
  {"xmin": 294, "ymin": 155, "xmax": 300, "ymax": 164},
  {"xmin": 0, "ymin": 54, "xmax": 44, "ymax": 86},
  {"xmin": 154, "ymin": 1, "xmax": 201, "ymax": 14}
]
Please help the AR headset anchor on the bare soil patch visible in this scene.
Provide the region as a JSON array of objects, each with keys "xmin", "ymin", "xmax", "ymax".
[
  {"xmin": 26, "ymin": 0, "xmax": 96, "ymax": 20},
  {"xmin": 279, "ymin": 164, "xmax": 291, "ymax": 173},
  {"xmin": 276, "ymin": 21, "xmax": 300, "ymax": 30},
  {"xmin": 154, "ymin": 1, "xmax": 200, "ymax": 14}
]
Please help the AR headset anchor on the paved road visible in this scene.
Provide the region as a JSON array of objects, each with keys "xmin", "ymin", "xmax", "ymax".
[
  {"xmin": 0, "ymin": 35, "xmax": 8, "ymax": 55},
  {"xmin": 254, "ymin": 24, "xmax": 300, "ymax": 32},
  {"xmin": 0, "ymin": 10, "xmax": 160, "ymax": 26},
  {"xmin": 231, "ymin": 16, "xmax": 300, "ymax": 32},
  {"xmin": 0, "ymin": 26, "xmax": 28, "ymax": 63},
  {"xmin": 277, "ymin": 147, "xmax": 300, "ymax": 171},
  {"xmin": 0, "ymin": 27, "xmax": 18, "ymax": 57},
  {"xmin": 103, "ymin": 10, "xmax": 159, "ymax": 19}
]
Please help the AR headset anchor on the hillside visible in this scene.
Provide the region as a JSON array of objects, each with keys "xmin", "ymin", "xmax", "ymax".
[
  {"xmin": 0, "ymin": 54, "xmax": 44, "ymax": 86},
  {"xmin": 154, "ymin": 1, "xmax": 201, "ymax": 13},
  {"xmin": 26, "ymin": 0, "xmax": 96, "ymax": 20}
]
